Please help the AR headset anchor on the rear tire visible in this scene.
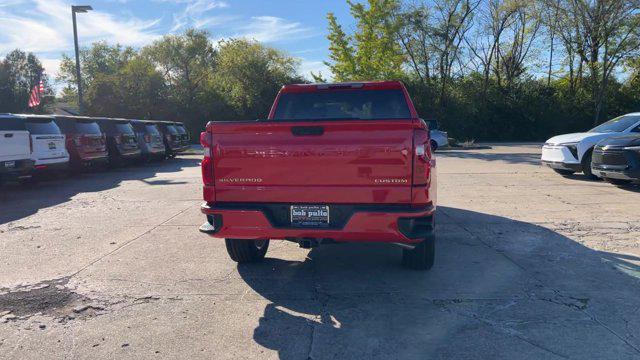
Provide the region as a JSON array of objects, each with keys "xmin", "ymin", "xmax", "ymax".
[
  {"xmin": 430, "ymin": 140, "xmax": 438, "ymax": 152},
  {"xmin": 581, "ymin": 150, "xmax": 598, "ymax": 179},
  {"xmin": 553, "ymin": 169, "xmax": 575, "ymax": 176},
  {"xmin": 225, "ymin": 238, "xmax": 269, "ymax": 263},
  {"xmin": 402, "ymin": 234, "xmax": 435, "ymax": 270}
]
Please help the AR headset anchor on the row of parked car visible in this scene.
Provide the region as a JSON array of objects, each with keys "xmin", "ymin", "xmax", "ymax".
[
  {"xmin": 0, "ymin": 114, "xmax": 191, "ymax": 185},
  {"xmin": 541, "ymin": 113, "xmax": 640, "ymax": 185}
]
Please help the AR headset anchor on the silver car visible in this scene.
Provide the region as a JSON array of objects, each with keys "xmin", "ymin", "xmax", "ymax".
[
  {"xmin": 426, "ymin": 119, "xmax": 448, "ymax": 151},
  {"xmin": 131, "ymin": 120, "xmax": 166, "ymax": 160}
]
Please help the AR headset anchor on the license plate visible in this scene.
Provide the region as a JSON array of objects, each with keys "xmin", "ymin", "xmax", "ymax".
[
  {"xmin": 291, "ymin": 205, "xmax": 330, "ymax": 227},
  {"xmin": 4, "ymin": 161, "xmax": 15, "ymax": 168}
]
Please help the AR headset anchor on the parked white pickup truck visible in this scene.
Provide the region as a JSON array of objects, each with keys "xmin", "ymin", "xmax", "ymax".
[{"xmin": 0, "ymin": 114, "xmax": 34, "ymax": 183}]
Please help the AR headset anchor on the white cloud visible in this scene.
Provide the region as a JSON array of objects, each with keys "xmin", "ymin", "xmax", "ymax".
[
  {"xmin": 0, "ymin": 16, "xmax": 67, "ymax": 53},
  {"xmin": 299, "ymin": 60, "xmax": 332, "ymax": 82},
  {"xmin": 237, "ymin": 16, "xmax": 314, "ymax": 43},
  {"xmin": 34, "ymin": 0, "xmax": 161, "ymax": 46},
  {"xmin": 0, "ymin": 0, "xmax": 162, "ymax": 55},
  {"xmin": 168, "ymin": 0, "xmax": 229, "ymax": 32},
  {"xmin": 193, "ymin": 15, "xmax": 239, "ymax": 30},
  {"xmin": 40, "ymin": 58, "xmax": 62, "ymax": 78}
]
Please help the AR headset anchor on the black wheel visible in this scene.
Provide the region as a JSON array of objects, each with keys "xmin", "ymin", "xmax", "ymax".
[
  {"xmin": 402, "ymin": 234, "xmax": 435, "ymax": 270},
  {"xmin": 581, "ymin": 150, "xmax": 598, "ymax": 179},
  {"xmin": 606, "ymin": 178, "xmax": 632, "ymax": 186},
  {"xmin": 553, "ymin": 169, "xmax": 575, "ymax": 176},
  {"xmin": 430, "ymin": 140, "xmax": 438, "ymax": 152},
  {"xmin": 225, "ymin": 239, "xmax": 269, "ymax": 263}
]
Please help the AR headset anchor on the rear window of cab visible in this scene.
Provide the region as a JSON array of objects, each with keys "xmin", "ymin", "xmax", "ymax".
[
  {"xmin": 58, "ymin": 118, "xmax": 102, "ymax": 134},
  {"xmin": 114, "ymin": 122, "xmax": 134, "ymax": 134},
  {"xmin": 97, "ymin": 120, "xmax": 134, "ymax": 134},
  {"xmin": 273, "ymin": 89, "xmax": 411, "ymax": 121},
  {"xmin": 164, "ymin": 125, "xmax": 178, "ymax": 134},
  {"xmin": 0, "ymin": 117, "xmax": 26, "ymax": 131},
  {"xmin": 145, "ymin": 125, "xmax": 160, "ymax": 134},
  {"xmin": 75, "ymin": 121, "xmax": 102, "ymax": 134},
  {"xmin": 25, "ymin": 118, "xmax": 62, "ymax": 134},
  {"xmin": 132, "ymin": 122, "xmax": 160, "ymax": 135}
]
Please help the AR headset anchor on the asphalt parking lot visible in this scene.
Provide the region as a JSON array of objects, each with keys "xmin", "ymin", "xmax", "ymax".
[{"xmin": 1, "ymin": 144, "xmax": 639, "ymax": 359}]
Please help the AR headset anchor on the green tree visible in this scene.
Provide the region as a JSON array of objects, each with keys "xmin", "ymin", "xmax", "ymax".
[
  {"xmin": 211, "ymin": 38, "xmax": 302, "ymax": 119},
  {"xmin": 84, "ymin": 57, "xmax": 167, "ymax": 119},
  {"xmin": 58, "ymin": 41, "xmax": 135, "ymax": 99},
  {"xmin": 326, "ymin": 0, "xmax": 405, "ymax": 81},
  {"xmin": 83, "ymin": 73, "xmax": 125, "ymax": 117},
  {"xmin": 553, "ymin": 0, "xmax": 640, "ymax": 124},
  {"xmin": 142, "ymin": 29, "xmax": 216, "ymax": 119},
  {"xmin": 0, "ymin": 50, "xmax": 49, "ymax": 113}
]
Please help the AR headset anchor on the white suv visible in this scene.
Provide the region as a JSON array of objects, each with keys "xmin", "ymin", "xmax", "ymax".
[
  {"xmin": 0, "ymin": 114, "xmax": 34, "ymax": 183},
  {"xmin": 542, "ymin": 113, "xmax": 640, "ymax": 177},
  {"xmin": 20, "ymin": 115, "xmax": 70, "ymax": 173}
]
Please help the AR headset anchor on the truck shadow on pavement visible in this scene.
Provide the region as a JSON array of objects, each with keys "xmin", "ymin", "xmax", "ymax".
[
  {"xmin": 238, "ymin": 206, "xmax": 640, "ymax": 359},
  {"xmin": 0, "ymin": 156, "xmax": 200, "ymax": 226},
  {"xmin": 437, "ymin": 150, "xmax": 542, "ymax": 166}
]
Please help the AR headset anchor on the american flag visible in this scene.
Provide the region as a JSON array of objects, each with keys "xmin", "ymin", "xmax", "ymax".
[{"xmin": 28, "ymin": 75, "xmax": 44, "ymax": 108}]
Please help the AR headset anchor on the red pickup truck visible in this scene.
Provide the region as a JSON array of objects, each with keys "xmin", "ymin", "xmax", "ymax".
[{"xmin": 199, "ymin": 81, "xmax": 437, "ymax": 269}]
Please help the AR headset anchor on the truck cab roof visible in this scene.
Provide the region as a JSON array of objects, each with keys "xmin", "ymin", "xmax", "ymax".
[{"xmin": 280, "ymin": 81, "xmax": 406, "ymax": 93}]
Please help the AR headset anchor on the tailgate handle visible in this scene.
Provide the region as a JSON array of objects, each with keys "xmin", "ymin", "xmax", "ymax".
[
  {"xmin": 291, "ymin": 126, "xmax": 324, "ymax": 136},
  {"xmin": 4, "ymin": 133, "xmax": 13, "ymax": 138}
]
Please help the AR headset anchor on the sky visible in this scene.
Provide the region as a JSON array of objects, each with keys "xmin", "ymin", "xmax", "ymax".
[{"xmin": 0, "ymin": 0, "xmax": 355, "ymax": 86}]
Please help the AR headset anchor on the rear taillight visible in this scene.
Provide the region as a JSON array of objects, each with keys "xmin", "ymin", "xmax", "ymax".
[
  {"xmin": 114, "ymin": 135, "xmax": 122, "ymax": 145},
  {"xmin": 200, "ymin": 131, "xmax": 214, "ymax": 186},
  {"xmin": 412, "ymin": 129, "xmax": 432, "ymax": 186},
  {"xmin": 144, "ymin": 134, "xmax": 151, "ymax": 143},
  {"xmin": 29, "ymin": 136, "xmax": 33, "ymax": 154}
]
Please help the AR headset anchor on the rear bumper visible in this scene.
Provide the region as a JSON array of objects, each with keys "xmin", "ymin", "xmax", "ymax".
[
  {"xmin": 73, "ymin": 152, "xmax": 109, "ymax": 166},
  {"xmin": 33, "ymin": 160, "xmax": 69, "ymax": 172},
  {"xmin": 117, "ymin": 148, "xmax": 142, "ymax": 159},
  {"xmin": 141, "ymin": 146, "xmax": 166, "ymax": 155},
  {"xmin": 173, "ymin": 145, "xmax": 189, "ymax": 153},
  {"xmin": 0, "ymin": 159, "xmax": 34, "ymax": 179},
  {"xmin": 200, "ymin": 202, "xmax": 435, "ymax": 244}
]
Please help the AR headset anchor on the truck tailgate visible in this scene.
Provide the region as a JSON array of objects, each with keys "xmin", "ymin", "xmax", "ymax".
[
  {"xmin": 210, "ymin": 120, "xmax": 414, "ymax": 204},
  {"xmin": 0, "ymin": 131, "xmax": 30, "ymax": 161}
]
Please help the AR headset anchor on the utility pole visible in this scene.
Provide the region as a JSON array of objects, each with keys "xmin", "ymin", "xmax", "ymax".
[{"xmin": 72, "ymin": 5, "xmax": 93, "ymax": 115}]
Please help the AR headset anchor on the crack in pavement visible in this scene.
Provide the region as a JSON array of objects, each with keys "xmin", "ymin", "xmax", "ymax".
[
  {"xmin": 304, "ymin": 254, "xmax": 330, "ymax": 360},
  {"xmin": 440, "ymin": 209, "xmax": 640, "ymax": 356},
  {"xmin": 69, "ymin": 203, "xmax": 194, "ymax": 278}
]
